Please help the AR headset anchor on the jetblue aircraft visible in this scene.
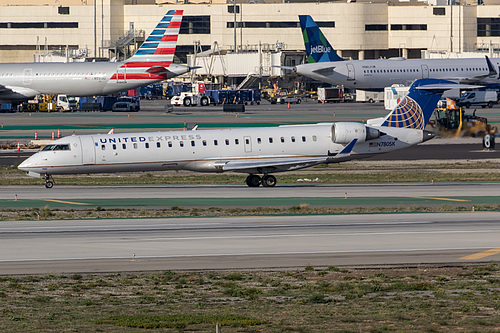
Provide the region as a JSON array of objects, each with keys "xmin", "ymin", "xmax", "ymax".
[
  {"xmin": 19, "ymin": 79, "xmax": 461, "ymax": 188},
  {"xmin": 295, "ymin": 15, "xmax": 500, "ymax": 91},
  {"xmin": 0, "ymin": 10, "xmax": 189, "ymax": 102}
]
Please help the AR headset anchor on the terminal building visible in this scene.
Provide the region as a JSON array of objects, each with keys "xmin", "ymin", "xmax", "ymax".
[{"xmin": 2, "ymin": 0, "xmax": 500, "ymax": 88}]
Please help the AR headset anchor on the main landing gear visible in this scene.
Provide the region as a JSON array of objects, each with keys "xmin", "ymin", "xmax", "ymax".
[
  {"xmin": 43, "ymin": 173, "xmax": 55, "ymax": 189},
  {"xmin": 245, "ymin": 174, "xmax": 277, "ymax": 187}
]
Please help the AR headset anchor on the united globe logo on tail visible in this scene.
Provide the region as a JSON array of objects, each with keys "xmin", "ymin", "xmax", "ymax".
[{"xmin": 382, "ymin": 96, "xmax": 425, "ymax": 130}]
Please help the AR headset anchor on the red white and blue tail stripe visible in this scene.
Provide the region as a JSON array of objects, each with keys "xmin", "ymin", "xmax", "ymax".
[{"xmin": 112, "ymin": 10, "xmax": 183, "ymax": 81}]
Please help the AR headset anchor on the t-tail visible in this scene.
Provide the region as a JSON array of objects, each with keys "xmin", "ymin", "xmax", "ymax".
[
  {"xmin": 381, "ymin": 79, "xmax": 460, "ymax": 130},
  {"xmin": 114, "ymin": 10, "xmax": 186, "ymax": 81},
  {"xmin": 299, "ymin": 15, "xmax": 344, "ymax": 63}
]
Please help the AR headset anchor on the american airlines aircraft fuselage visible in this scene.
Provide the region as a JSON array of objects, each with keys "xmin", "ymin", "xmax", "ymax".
[
  {"xmin": 294, "ymin": 57, "xmax": 500, "ymax": 91},
  {"xmin": 0, "ymin": 62, "xmax": 188, "ymax": 101}
]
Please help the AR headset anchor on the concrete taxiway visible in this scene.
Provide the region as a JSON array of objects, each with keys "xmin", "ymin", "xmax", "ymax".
[
  {"xmin": 1, "ymin": 183, "xmax": 500, "ymax": 209},
  {"xmin": 0, "ymin": 212, "xmax": 499, "ymax": 274}
]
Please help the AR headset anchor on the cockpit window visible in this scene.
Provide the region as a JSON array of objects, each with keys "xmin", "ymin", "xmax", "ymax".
[{"xmin": 42, "ymin": 144, "xmax": 71, "ymax": 151}]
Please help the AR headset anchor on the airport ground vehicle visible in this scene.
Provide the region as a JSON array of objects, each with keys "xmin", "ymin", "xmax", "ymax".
[
  {"xmin": 457, "ymin": 90, "xmax": 497, "ymax": 108},
  {"xmin": 432, "ymin": 107, "xmax": 497, "ymax": 137},
  {"xmin": 277, "ymin": 95, "xmax": 302, "ymax": 104},
  {"xmin": 171, "ymin": 91, "xmax": 210, "ymax": 106},
  {"xmin": 356, "ymin": 90, "xmax": 384, "ymax": 103},
  {"xmin": 317, "ymin": 87, "xmax": 344, "ymax": 103},
  {"xmin": 111, "ymin": 97, "xmax": 140, "ymax": 112},
  {"xmin": 18, "ymin": 94, "xmax": 78, "ymax": 112}
]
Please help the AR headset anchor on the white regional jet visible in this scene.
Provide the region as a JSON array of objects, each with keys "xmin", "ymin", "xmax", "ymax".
[
  {"xmin": 0, "ymin": 10, "xmax": 189, "ymax": 102},
  {"xmin": 295, "ymin": 15, "xmax": 500, "ymax": 91},
  {"xmin": 19, "ymin": 79, "xmax": 459, "ymax": 188}
]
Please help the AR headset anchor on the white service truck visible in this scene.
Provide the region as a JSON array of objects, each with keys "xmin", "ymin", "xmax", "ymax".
[{"xmin": 457, "ymin": 90, "xmax": 498, "ymax": 108}]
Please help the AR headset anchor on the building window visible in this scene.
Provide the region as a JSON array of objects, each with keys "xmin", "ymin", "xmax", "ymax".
[
  {"xmin": 227, "ymin": 21, "xmax": 334, "ymax": 29},
  {"xmin": 391, "ymin": 24, "xmax": 427, "ymax": 31},
  {"xmin": 58, "ymin": 6, "xmax": 70, "ymax": 15},
  {"xmin": 365, "ymin": 24, "xmax": 387, "ymax": 31},
  {"xmin": 478, "ymin": 18, "xmax": 500, "ymax": 36},
  {"xmin": 180, "ymin": 16, "xmax": 210, "ymax": 35},
  {"xmin": 433, "ymin": 7, "xmax": 445, "ymax": 15},
  {"xmin": 0, "ymin": 22, "xmax": 78, "ymax": 29}
]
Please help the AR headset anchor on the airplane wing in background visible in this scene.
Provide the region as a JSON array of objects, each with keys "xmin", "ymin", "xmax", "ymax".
[{"xmin": 0, "ymin": 84, "xmax": 39, "ymax": 101}]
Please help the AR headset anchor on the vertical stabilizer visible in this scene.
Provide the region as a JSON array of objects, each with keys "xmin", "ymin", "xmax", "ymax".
[
  {"xmin": 381, "ymin": 79, "xmax": 452, "ymax": 129},
  {"xmin": 299, "ymin": 15, "xmax": 343, "ymax": 63},
  {"xmin": 123, "ymin": 10, "xmax": 183, "ymax": 70}
]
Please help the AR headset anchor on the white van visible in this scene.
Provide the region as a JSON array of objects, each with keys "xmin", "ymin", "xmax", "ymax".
[{"xmin": 458, "ymin": 90, "xmax": 497, "ymax": 108}]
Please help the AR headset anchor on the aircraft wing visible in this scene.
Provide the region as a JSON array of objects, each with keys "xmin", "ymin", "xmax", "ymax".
[
  {"xmin": 220, "ymin": 139, "xmax": 358, "ymax": 174},
  {"xmin": 0, "ymin": 84, "xmax": 39, "ymax": 101}
]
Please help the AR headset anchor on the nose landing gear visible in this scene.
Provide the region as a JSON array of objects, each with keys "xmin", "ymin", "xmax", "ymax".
[
  {"xmin": 43, "ymin": 173, "xmax": 55, "ymax": 189},
  {"xmin": 245, "ymin": 174, "xmax": 277, "ymax": 187}
]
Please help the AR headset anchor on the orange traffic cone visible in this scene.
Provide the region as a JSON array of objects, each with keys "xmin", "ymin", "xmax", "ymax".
[
  {"xmin": 17, "ymin": 141, "xmax": 20, "ymax": 151},
  {"xmin": 52, "ymin": 130, "xmax": 55, "ymax": 140},
  {"xmin": 34, "ymin": 130, "xmax": 38, "ymax": 140},
  {"xmin": 287, "ymin": 102, "xmax": 290, "ymax": 109},
  {"xmin": 57, "ymin": 129, "xmax": 61, "ymax": 138}
]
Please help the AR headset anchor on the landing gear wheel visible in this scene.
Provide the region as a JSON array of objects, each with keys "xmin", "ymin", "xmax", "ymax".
[
  {"xmin": 245, "ymin": 175, "xmax": 261, "ymax": 187},
  {"xmin": 43, "ymin": 173, "xmax": 55, "ymax": 189},
  {"xmin": 262, "ymin": 175, "xmax": 277, "ymax": 187}
]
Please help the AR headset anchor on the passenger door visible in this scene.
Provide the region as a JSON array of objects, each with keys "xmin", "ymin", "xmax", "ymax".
[{"xmin": 79, "ymin": 136, "xmax": 96, "ymax": 165}]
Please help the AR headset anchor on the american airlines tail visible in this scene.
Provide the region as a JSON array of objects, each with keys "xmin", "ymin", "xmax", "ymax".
[
  {"xmin": 299, "ymin": 15, "xmax": 343, "ymax": 63},
  {"xmin": 112, "ymin": 10, "xmax": 184, "ymax": 82}
]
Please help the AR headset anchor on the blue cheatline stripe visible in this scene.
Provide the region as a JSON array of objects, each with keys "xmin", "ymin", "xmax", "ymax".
[
  {"xmin": 145, "ymin": 36, "xmax": 162, "ymax": 42},
  {"xmin": 151, "ymin": 29, "xmax": 166, "ymax": 36},
  {"xmin": 135, "ymin": 50, "xmax": 156, "ymax": 55},
  {"xmin": 140, "ymin": 42, "xmax": 159, "ymax": 49}
]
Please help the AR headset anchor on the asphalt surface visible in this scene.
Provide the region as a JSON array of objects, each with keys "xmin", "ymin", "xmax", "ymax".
[{"xmin": 0, "ymin": 213, "xmax": 498, "ymax": 274}]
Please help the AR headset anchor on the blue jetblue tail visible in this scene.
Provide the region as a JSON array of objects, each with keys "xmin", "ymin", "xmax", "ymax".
[
  {"xmin": 299, "ymin": 15, "xmax": 344, "ymax": 63},
  {"xmin": 381, "ymin": 79, "xmax": 459, "ymax": 130}
]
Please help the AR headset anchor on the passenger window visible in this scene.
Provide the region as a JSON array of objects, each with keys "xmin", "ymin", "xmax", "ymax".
[
  {"xmin": 122, "ymin": 144, "xmax": 126, "ymax": 149},
  {"xmin": 156, "ymin": 142, "xmax": 161, "ymax": 148},
  {"xmin": 113, "ymin": 144, "xmax": 117, "ymax": 150},
  {"xmin": 235, "ymin": 139, "xmax": 239, "ymax": 145},
  {"xmin": 180, "ymin": 141, "xmax": 184, "ymax": 147},
  {"xmin": 145, "ymin": 143, "xmax": 149, "ymax": 148},
  {"xmin": 191, "ymin": 140, "xmax": 195, "ymax": 147},
  {"xmin": 312, "ymin": 135, "xmax": 317, "ymax": 142},
  {"xmin": 133, "ymin": 143, "xmax": 137, "ymax": 149},
  {"xmin": 225, "ymin": 139, "xmax": 229, "ymax": 145},
  {"xmin": 168, "ymin": 141, "xmax": 172, "ymax": 147},
  {"xmin": 281, "ymin": 137, "xmax": 285, "ymax": 143},
  {"xmin": 291, "ymin": 136, "xmax": 296, "ymax": 143},
  {"xmin": 101, "ymin": 145, "xmax": 105, "ymax": 150},
  {"xmin": 245, "ymin": 138, "xmax": 250, "ymax": 144},
  {"xmin": 203, "ymin": 140, "xmax": 207, "ymax": 146},
  {"xmin": 257, "ymin": 138, "xmax": 262, "ymax": 144},
  {"xmin": 214, "ymin": 140, "xmax": 218, "ymax": 146},
  {"xmin": 269, "ymin": 137, "xmax": 273, "ymax": 143},
  {"xmin": 302, "ymin": 136, "xmax": 306, "ymax": 142}
]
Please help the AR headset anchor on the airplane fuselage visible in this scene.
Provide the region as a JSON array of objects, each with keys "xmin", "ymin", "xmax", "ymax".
[
  {"xmin": 0, "ymin": 62, "xmax": 188, "ymax": 101},
  {"xmin": 295, "ymin": 57, "xmax": 500, "ymax": 91},
  {"xmin": 18, "ymin": 123, "xmax": 425, "ymax": 177}
]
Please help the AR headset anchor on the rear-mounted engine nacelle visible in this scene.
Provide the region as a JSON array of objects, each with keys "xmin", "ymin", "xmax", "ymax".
[{"xmin": 331, "ymin": 122, "xmax": 381, "ymax": 144}]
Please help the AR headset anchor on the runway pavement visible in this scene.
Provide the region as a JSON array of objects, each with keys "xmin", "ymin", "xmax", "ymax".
[{"xmin": 0, "ymin": 212, "xmax": 499, "ymax": 274}]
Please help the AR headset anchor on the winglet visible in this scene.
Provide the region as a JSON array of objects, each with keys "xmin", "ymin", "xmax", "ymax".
[
  {"xmin": 485, "ymin": 56, "xmax": 497, "ymax": 77},
  {"xmin": 339, "ymin": 138, "xmax": 357, "ymax": 155}
]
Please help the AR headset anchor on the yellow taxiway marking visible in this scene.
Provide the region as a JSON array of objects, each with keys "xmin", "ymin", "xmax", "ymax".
[
  {"xmin": 39, "ymin": 199, "xmax": 90, "ymax": 206},
  {"xmin": 460, "ymin": 248, "xmax": 500, "ymax": 260},
  {"xmin": 410, "ymin": 196, "xmax": 470, "ymax": 202}
]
